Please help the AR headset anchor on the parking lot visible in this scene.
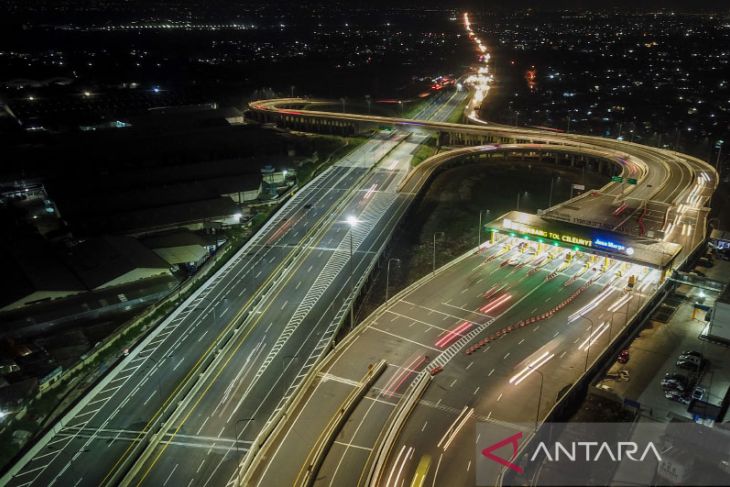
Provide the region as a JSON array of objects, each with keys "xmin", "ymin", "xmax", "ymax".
[{"xmin": 597, "ymin": 253, "xmax": 730, "ymax": 423}]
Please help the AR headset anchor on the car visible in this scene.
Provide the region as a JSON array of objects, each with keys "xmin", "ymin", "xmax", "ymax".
[
  {"xmin": 303, "ymin": 203, "xmax": 312, "ymax": 209},
  {"xmin": 681, "ymin": 350, "xmax": 703, "ymax": 359},
  {"xmin": 697, "ymin": 258, "xmax": 713, "ymax": 268},
  {"xmin": 661, "ymin": 373, "xmax": 688, "ymax": 391},
  {"xmin": 677, "ymin": 357, "xmax": 704, "ymax": 370},
  {"xmin": 665, "ymin": 389, "xmax": 690, "ymax": 404},
  {"xmin": 692, "ymin": 269, "xmax": 707, "ymax": 277},
  {"xmin": 507, "ymin": 257, "xmax": 520, "ymax": 266},
  {"xmin": 617, "ymin": 349, "xmax": 630, "ymax": 364},
  {"xmin": 691, "ymin": 386, "xmax": 706, "ymax": 401}
]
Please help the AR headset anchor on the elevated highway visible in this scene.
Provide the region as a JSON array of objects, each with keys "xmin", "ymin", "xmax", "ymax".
[{"xmin": 242, "ymin": 98, "xmax": 717, "ymax": 487}]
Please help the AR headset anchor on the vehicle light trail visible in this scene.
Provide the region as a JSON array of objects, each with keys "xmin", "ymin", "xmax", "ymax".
[
  {"xmin": 568, "ymin": 287, "xmax": 616, "ymax": 323},
  {"xmin": 383, "ymin": 355, "xmax": 428, "ymax": 397},
  {"xmin": 479, "ymin": 293, "xmax": 512, "ymax": 314},
  {"xmin": 578, "ymin": 322, "xmax": 610, "ymax": 351},
  {"xmin": 435, "ymin": 321, "xmax": 473, "ymax": 348},
  {"xmin": 607, "ymin": 294, "xmax": 633, "ymax": 313},
  {"xmin": 509, "ymin": 351, "xmax": 555, "ymax": 386}
]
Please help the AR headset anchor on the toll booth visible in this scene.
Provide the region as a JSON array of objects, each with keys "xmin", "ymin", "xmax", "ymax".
[{"xmin": 484, "ymin": 211, "xmax": 682, "ymax": 272}]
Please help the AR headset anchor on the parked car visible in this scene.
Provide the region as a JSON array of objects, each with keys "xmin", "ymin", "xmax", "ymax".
[
  {"xmin": 691, "ymin": 386, "xmax": 706, "ymax": 401},
  {"xmin": 677, "ymin": 351, "xmax": 705, "ymax": 370},
  {"xmin": 681, "ymin": 350, "xmax": 703, "ymax": 359},
  {"xmin": 617, "ymin": 349, "xmax": 630, "ymax": 364},
  {"xmin": 665, "ymin": 389, "xmax": 690, "ymax": 404},
  {"xmin": 661, "ymin": 373, "xmax": 688, "ymax": 391},
  {"xmin": 697, "ymin": 258, "xmax": 713, "ymax": 268}
]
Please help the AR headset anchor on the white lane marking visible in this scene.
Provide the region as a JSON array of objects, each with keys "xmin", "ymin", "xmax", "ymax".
[
  {"xmin": 473, "ymin": 387, "xmax": 480, "ymax": 395},
  {"xmin": 163, "ymin": 463, "xmax": 179, "ymax": 486},
  {"xmin": 488, "ymin": 368, "xmax": 494, "ymax": 376},
  {"xmin": 142, "ymin": 389, "xmax": 157, "ymax": 407}
]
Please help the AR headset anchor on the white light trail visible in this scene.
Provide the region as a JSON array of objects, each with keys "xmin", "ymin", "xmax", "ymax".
[
  {"xmin": 509, "ymin": 351, "xmax": 555, "ymax": 386},
  {"xmin": 578, "ymin": 322, "xmax": 610, "ymax": 351}
]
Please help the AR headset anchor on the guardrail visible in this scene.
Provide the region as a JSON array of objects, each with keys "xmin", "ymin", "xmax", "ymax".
[
  {"xmin": 118, "ymin": 139, "xmax": 404, "ymax": 486},
  {"xmin": 298, "ymin": 360, "xmax": 387, "ymax": 487},
  {"xmin": 237, "ymin": 165, "xmax": 490, "ymax": 487},
  {"xmin": 497, "ymin": 282, "xmax": 672, "ymax": 487},
  {"xmin": 365, "ymin": 371, "xmax": 432, "ymax": 486}
]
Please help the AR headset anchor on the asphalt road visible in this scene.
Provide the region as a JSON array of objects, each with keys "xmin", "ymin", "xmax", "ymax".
[
  {"xmin": 243, "ymin": 97, "xmax": 717, "ymax": 487},
  {"xmin": 123, "ymin": 90, "xmax": 468, "ymax": 487},
  {"xmin": 3, "ymin": 127, "xmax": 409, "ymax": 487},
  {"xmin": 249, "ymin": 236, "xmax": 656, "ymax": 486}
]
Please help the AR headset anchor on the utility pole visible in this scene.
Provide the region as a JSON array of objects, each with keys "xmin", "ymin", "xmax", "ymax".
[
  {"xmin": 548, "ymin": 178, "xmax": 554, "ymax": 208},
  {"xmin": 432, "ymin": 232, "xmax": 445, "ymax": 275}
]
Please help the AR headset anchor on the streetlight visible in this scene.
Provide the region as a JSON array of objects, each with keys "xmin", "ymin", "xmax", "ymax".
[
  {"xmin": 365, "ymin": 94, "xmax": 372, "ymax": 114},
  {"xmin": 478, "ymin": 210, "xmax": 490, "ymax": 250},
  {"xmin": 548, "ymin": 176, "xmax": 556, "ymax": 208},
  {"xmin": 432, "ymin": 232, "xmax": 445, "ymax": 275},
  {"xmin": 715, "ymin": 140, "xmax": 724, "ymax": 170},
  {"xmin": 514, "ymin": 110, "xmax": 520, "ymax": 127},
  {"xmin": 398, "ymin": 100, "xmax": 403, "ymax": 116},
  {"xmin": 527, "ymin": 365, "xmax": 544, "ymax": 432},
  {"xmin": 346, "ymin": 215, "xmax": 358, "ymax": 328},
  {"xmin": 290, "ymin": 85, "xmax": 295, "ymax": 98},
  {"xmin": 386, "ymin": 258, "xmax": 401, "ymax": 303},
  {"xmin": 340, "ymin": 97, "xmax": 346, "ymax": 113}
]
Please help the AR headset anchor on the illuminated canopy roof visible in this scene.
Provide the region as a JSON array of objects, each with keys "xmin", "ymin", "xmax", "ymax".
[{"xmin": 485, "ymin": 211, "xmax": 682, "ymax": 270}]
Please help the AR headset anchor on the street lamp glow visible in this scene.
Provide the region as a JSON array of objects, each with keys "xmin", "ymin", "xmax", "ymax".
[{"xmin": 346, "ymin": 215, "xmax": 358, "ymax": 227}]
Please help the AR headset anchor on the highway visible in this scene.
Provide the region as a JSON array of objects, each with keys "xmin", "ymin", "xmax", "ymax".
[
  {"xmin": 5, "ymin": 11, "xmax": 718, "ymax": 487},
  {"xmin": 1, "ymin": 87, "xmax": 468, "ymax": 487},
  {"xmin": 242, "ymin": 61, "xmax": 716, "ymax": 487}
]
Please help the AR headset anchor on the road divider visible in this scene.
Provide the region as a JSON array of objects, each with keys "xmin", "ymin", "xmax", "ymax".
[
  {"xmin": 365, "ymin": 371, "xmax": 432, "ymax": 487},
  {"xmin": 297, "ymin": 360, "xmax": 387, "ymax": 487}
]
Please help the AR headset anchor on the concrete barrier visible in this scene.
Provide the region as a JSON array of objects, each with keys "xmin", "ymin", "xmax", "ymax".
[{"xmin": 298, "ymin": 360, "xmax": 387, "ymax": 487}]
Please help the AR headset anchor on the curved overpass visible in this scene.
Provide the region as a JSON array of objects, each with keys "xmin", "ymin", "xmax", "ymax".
[{"xmin": 250, "ymin": 98, "xmax": 717, "ymax": 262}]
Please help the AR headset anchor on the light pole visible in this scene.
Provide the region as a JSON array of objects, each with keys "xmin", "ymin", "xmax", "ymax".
[
  {"xmin": 432, "ymin": 232, "xmax": 445, "ymax": 275},
  {"xmin": 514, "ymin": 111, "xmax": 520, "ymax": 127},
  {"xmin": 340, "ymin": 97, "xmax": 346, "ymax": 113},
  {"xmin": 477, "ymin": 210, "xmax": 490, "ymax": 249},
  {"xmin": 609, "ymin": 297, "xmax": 631, "ymax": 342},
  {"xmin": 580, "ymin": 316, "xmax": 595, "ymax": 372},
  {"xmin": 365, "ymin": 94, "xmax": 372, "ymax": 114},
  {"xmin": 516, "ymin": 192, "xmax": 521, "ymax": 211},
  {"xmin": 386, "ymin": 258, "xmax": 401, "ymax": 303},
  {"xmin": 548, "ymin": 177, "xmax": 555, "ymax": 208},
  {"xmin": 566, "ymin": 115, "xmax": 571, "ymax": 134},
  {"xmin": 398, "ymin": 100, "xmax": 403, "ymax": 116},
  {"xmin": 715, "ymin": 140, "xmax": 724, "ymax": 171},
  {"xmin": 290, "ymin": 85, "xmax": 295, "ymax": 98},
  {"xmin": 528, "ymin": 366, "xmax": 544, "ymax": 432},
  {"xmin": 346, "ymin": 215, "xmax": 358, "ymax": 328}
]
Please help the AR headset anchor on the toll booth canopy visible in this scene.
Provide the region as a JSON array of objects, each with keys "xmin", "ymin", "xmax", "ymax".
[{"xmin": 485, "ymin": 211, "xmax": 682, "ymax": 270}]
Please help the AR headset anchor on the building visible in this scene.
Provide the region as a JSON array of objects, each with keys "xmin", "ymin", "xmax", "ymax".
[
  {"xmin": 0, "ymin": 240, "xmax": 86, "ymax": 313},
  {"xmin": 707, "ymin": 285, "xmax": 730, "ymax": 345},
  {"xmin": 65, "ymin": 235, "xmax": 172, "ymax": 290},
  {"xmin": 140, "ymin": 229, "xmax": 210, "ymax": 267}
]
